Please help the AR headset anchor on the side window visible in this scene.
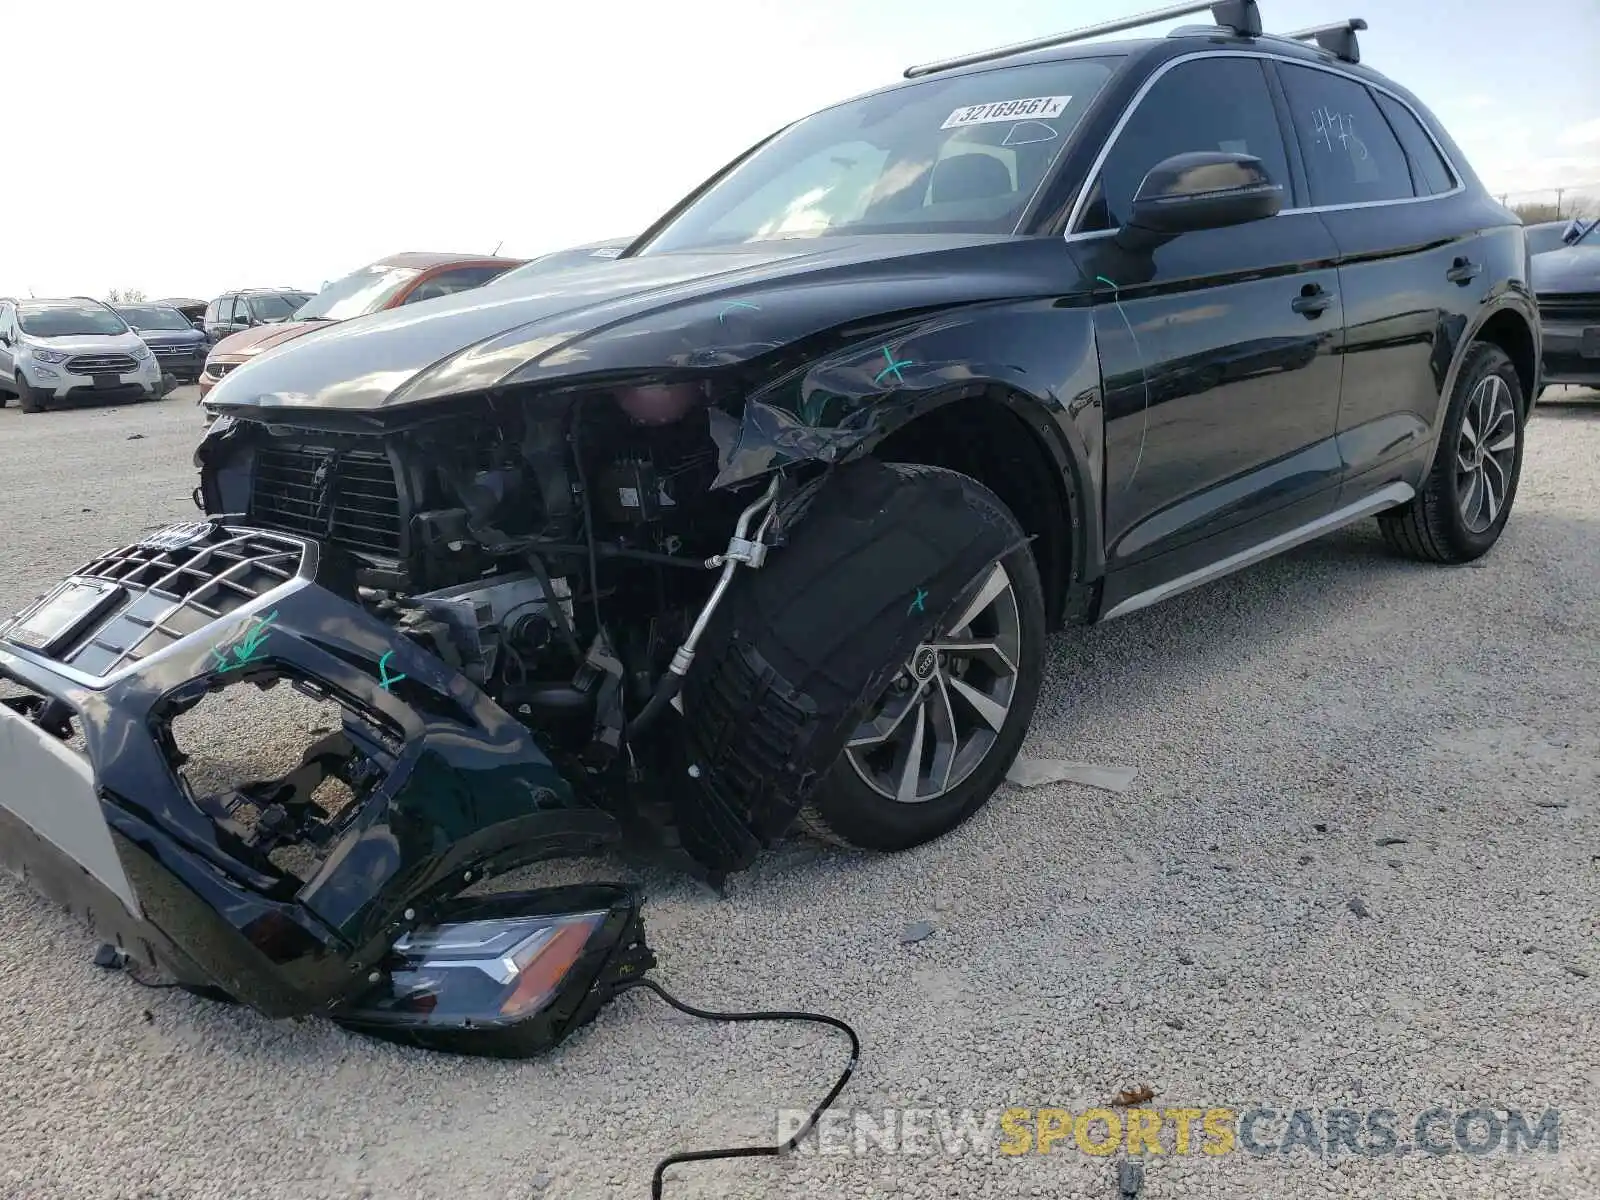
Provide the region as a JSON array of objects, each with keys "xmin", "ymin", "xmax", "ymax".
[
  {"xmin": 1083, "ymin": 57, "xmax": 1291, "ymax": 231},
  {"xmin": 1372, "ymin": 91, "xmax": 1456, "ymax": 196},
  {"xmin": 1277, "ymin": 64, "xmax": 1414, "ymax": 206},
  {"xmin": 204, "ymin": 298, "xmax": 220, "ymax": 324},
  {"xmin": 230, "ymin": 295, "xmax": 250, "ymax": 323},
  {"xmin": 401, "ymin": 265, "xmax": 513, "ymax": 305}
]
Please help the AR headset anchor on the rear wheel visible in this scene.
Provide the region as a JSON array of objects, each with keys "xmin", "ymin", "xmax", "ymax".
[{"xmin": 1377, "ymin": 342, "xmax": 1524, "ymax": 563}]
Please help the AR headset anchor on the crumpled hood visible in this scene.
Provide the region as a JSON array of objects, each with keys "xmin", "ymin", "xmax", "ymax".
[
  {"xmin": 1531, "ymin": 245, "xmax": 1600, "ymax": 295},
  {"xmin": 209, "ymin": 320, "xmax": 330, "ymax": 360},
  {"xmin": 204, "ymin": 234, "xmax": 1050, "ymax": 414}
]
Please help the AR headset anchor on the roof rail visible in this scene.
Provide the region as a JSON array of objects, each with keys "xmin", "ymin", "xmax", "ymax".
[
  {"xmin": 903, "ymin": 0, "xmax": 1261, "ymax": 78},
  {"xmin": 1278, "ymin": 18, "xmax": 1366, "ymax": 63}
]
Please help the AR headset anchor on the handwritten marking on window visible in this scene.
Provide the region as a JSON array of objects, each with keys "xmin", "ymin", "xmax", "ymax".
[{"xmin": 1310, "ymin": 107, "xmax": 1369, "ymax": 160}]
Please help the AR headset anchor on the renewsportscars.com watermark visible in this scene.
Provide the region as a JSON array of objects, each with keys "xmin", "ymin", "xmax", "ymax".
[{"xmin": 776, "ymin": 1105, "xmax": 1562, "ymax": 1159}]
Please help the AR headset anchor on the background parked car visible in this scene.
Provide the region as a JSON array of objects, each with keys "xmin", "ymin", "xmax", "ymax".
[
  {"xmin": 198, "ymin": 253, "xmax": 522, "ymax": 400},
  {"xmin": 490, "ymin": 237, "xmax": 636, "ymax": 285},
  {"xmin": 1523, "ymin": 219, "xmax": 1574, "ymax": 257},
  {"xmin": 0, "ymin": 297, "xmax": 163, "ymax": 412},
  {"xmin": 1532, "ymin": 217, "xmax": 1600, "ymax": 394},
  {"xmin": 113, "ymin": 301, "xmax": 209, "ymax": 385},
  {"xmin": 201, "ymin": 288, "xmax": 313, "ymax": 345},
  {"xmin": 158, "ymin": 297, "xmax": 209, "ymax": 330}
]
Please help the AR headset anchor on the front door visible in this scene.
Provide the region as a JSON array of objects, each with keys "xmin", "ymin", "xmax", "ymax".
[{"xmin": 1068, "ymin": 55, "xmax": 1346, "ymax": 608}]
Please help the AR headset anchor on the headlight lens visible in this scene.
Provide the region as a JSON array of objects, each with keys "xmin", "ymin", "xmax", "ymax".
[
  {"xmin": 130, "ymin": 343, "xmax": 152, "ymax": 361},
  {"xmin": 332, "ymin": 884, "xmax": 654, "ymax": 1056},
  {"xmin": 28, "ymin": 347, "xmax": 67, "ymax": 364}
]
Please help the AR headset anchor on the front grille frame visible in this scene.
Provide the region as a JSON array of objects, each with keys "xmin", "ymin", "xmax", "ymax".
[
  {"xmin": 0, "ymin": 526, "xmax": 312, "ymax": 681},
  {"xmin": 64, "ymin": 353, "xmax": 139, "ymax": 375},
  {"xmin": 247, "ymin": 438, "xmax": 408, "ymax": 564}
]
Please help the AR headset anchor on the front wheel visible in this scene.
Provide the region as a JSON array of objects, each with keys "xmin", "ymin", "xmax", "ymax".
[
  {"xmin": 804, "ymin": 535, "xmax": 1045, "ymax": 852},
  {"xmin": 1377, "ymin": 342, "xmax": 1525, "ymax": 563},
  {"xmin": 14, "ymin": 375, "xmax": 44, "ymax": 414}
]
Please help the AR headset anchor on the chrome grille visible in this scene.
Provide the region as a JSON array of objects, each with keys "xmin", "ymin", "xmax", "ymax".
[
  {"xmin": 151, "ymin": 343, "xmax": 196, "ymax": 357},
  {"xmin": 207, "ymin": 360, "xmax": 239, "ymax": 378},
  {"xmin": 64, "ymin": 353, "xmax": 138, "ymax": 375},
  {"xmin": 43, "ymin": 526, "xmax": 305, "ymax": 677},
  {"xmin": 250, "ymin": 444, "xmax": 403, "ymax": 558}
]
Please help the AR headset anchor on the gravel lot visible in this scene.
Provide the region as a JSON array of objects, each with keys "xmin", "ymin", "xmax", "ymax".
[{"xmin": 1, "ymin": 385, "xmax": 1597, "ymax": 1200}]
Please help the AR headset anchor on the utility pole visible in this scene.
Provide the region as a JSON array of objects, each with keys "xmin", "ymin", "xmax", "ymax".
[{"xmin": 1554, "ymin": 188, "xmax": 1565, "ymax": 218}]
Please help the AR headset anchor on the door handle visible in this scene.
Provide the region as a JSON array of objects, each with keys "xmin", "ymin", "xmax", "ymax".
[
  {"xmin": 1446, "ymin": 256, "xmax": 1482, "ymax": 285},
  {"xmin": 1291, "ymin": 283, "xmax": 1334, "ymax": 317}
]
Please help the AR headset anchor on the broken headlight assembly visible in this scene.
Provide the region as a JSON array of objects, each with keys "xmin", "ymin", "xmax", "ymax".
[{"xmin": 334, "ymin": 884, "xmax": 655, "ymax": 1057}]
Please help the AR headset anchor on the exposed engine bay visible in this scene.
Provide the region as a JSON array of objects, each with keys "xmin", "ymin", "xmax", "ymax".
[{"xmin": 194, "ymin": 379, "xmax": 795, "ymax": 877}]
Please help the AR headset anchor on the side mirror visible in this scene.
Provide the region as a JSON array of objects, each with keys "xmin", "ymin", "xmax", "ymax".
[{"xmin": 1127, "ymin": 151, "xmax": 1284, "ymax": 237}]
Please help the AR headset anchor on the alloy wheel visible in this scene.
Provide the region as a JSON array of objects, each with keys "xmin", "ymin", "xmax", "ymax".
[
  {"xmin": 1456, "ymin": 373, "xmax": 1517, "ymax": 534},
  {"xmin": 844, "ymin": 561, "xmax": 1022, "ymax": 804}
]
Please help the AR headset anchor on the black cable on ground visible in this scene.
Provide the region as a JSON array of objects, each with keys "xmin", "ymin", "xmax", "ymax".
[{"xmin": 616, "ymin": 977, "xmax": 860, "ymax": 1199}]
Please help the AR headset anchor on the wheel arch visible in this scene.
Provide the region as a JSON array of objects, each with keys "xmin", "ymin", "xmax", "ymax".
[
  {"xmin": 860, "ymin": 383, "xmax": 1097, "ymax": 630},
  {"xmin": 1472, "ymin": 306, "xmax": 1539, "ymax": 409}
]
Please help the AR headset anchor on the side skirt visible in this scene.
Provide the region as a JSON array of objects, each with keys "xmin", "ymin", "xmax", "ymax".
[{"xmin": 1097, "ymin": 481, "xmax": 1415, "ymax": 622}]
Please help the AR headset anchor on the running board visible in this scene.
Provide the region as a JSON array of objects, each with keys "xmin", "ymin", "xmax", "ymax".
[{"xmin": 1098, "ymin": 482, "xmax": 1415, "ymax": 622}]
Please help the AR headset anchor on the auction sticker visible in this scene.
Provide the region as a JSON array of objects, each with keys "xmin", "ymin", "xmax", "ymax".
[{"xmin": 942, "ymin": 96, "xmax": 1070, "ymax": 129}]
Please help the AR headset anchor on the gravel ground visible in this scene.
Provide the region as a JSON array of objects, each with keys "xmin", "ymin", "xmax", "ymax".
[{"xmin": 1, "ymin": 385, "xmax": 1597, "ymax": 1200}]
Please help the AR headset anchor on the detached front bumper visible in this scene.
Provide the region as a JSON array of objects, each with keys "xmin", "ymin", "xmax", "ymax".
[{"xmin": 0, "ymin": 522, "xmax": 622, "ymax": 1020}]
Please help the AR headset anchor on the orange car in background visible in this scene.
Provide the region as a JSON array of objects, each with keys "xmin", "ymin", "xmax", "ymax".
[{"xmin": 197, "ymin": 252, "xmax": 523, "ymax": 399}]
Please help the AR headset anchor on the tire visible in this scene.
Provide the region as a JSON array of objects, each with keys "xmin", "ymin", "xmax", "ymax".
[
  {"xmin": 677, "ymin": 459, "xmax": 1045, "ymax": 869},
  {"xmin": 14, "ymin": 374, "xmax": 44, "ymax": 414},
  {"xmin": 801, "ymin": 471, "xmax": 1046, "ymax": 852},
  {"xmin": 1377, "ymin": 342, "xmax": 1525, "ymax": 564}
]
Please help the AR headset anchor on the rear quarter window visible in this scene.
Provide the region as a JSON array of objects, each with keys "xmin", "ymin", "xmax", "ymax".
[{"xmin": 1372, "ymin": 91, "xmax": 1456, "ymax": 196}]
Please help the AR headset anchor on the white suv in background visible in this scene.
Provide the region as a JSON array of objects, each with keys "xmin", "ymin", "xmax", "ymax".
[{"xmin": 0, "ymin": 297, "xmax": 164, "ymax": 413}]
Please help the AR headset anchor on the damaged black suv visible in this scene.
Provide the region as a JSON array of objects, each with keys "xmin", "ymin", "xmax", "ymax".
[{"xmin": 0, "ymin": 1, "xmax": 1540, "ymax": 1053}]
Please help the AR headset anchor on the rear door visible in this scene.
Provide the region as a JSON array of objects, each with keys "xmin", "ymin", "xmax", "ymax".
[
  {"xmin": 1271, "ymin": 61, "xmax": 1493, "ymax": 498},
  {"xmin": 1071, "ymin": 54, "xmax": 1346, "ymax": 602}
]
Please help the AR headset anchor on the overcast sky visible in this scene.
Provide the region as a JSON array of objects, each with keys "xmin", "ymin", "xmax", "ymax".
[{"xmin": 4, "ymin": 0, "xmax": 1595, "ymax": 300}]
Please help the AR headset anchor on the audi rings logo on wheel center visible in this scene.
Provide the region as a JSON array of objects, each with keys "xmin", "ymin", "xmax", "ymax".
[{"xmin": 912, "ymin": 648, "xmax": 938, "ymax": 681}]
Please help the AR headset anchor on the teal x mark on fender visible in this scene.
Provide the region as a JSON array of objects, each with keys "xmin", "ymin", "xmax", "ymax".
[
  {"xmin": 378, "ymin": 650, "xmax": 407, "ymax": 692},
  {"xmin": 874, "ymin": 346, "xmax": 913, "ymax": 387},
  {"xmin": 908, "ymin": 587, "xmax": 928, "ymax": 616}
]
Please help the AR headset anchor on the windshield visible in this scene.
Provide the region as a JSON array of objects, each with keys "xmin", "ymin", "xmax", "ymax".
[
  {"xmin": 639, "ymin": 57, "xmax": 1120, "ymax": 253},
  {"xmin": 18, "ymin": 303, "xmax": 129, "ymax": 337},
  {"xmin": 114, "ymin": 304, "xmax": 193, "ymax": 331},
  {"xmin": 252, "ymin": 292, "xmax": 312, "ymax": 320},
  {"xmin": 293, "ymin": 266, "xmax": 424, "ymax": 321}
]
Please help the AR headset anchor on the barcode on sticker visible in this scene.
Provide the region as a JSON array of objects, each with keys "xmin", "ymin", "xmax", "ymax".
[{"xmin": 942, "ymin": 96, "xmax": 1070, "ymax": 129}]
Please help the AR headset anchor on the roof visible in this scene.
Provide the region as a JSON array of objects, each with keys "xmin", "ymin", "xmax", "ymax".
[
  {"xmin": 18, "ymin": 297, "xmax": 107, "ymax": 308},
  {"xmin": 372, "ymin": 252, "xmax": 524, "ymax": 270}
]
